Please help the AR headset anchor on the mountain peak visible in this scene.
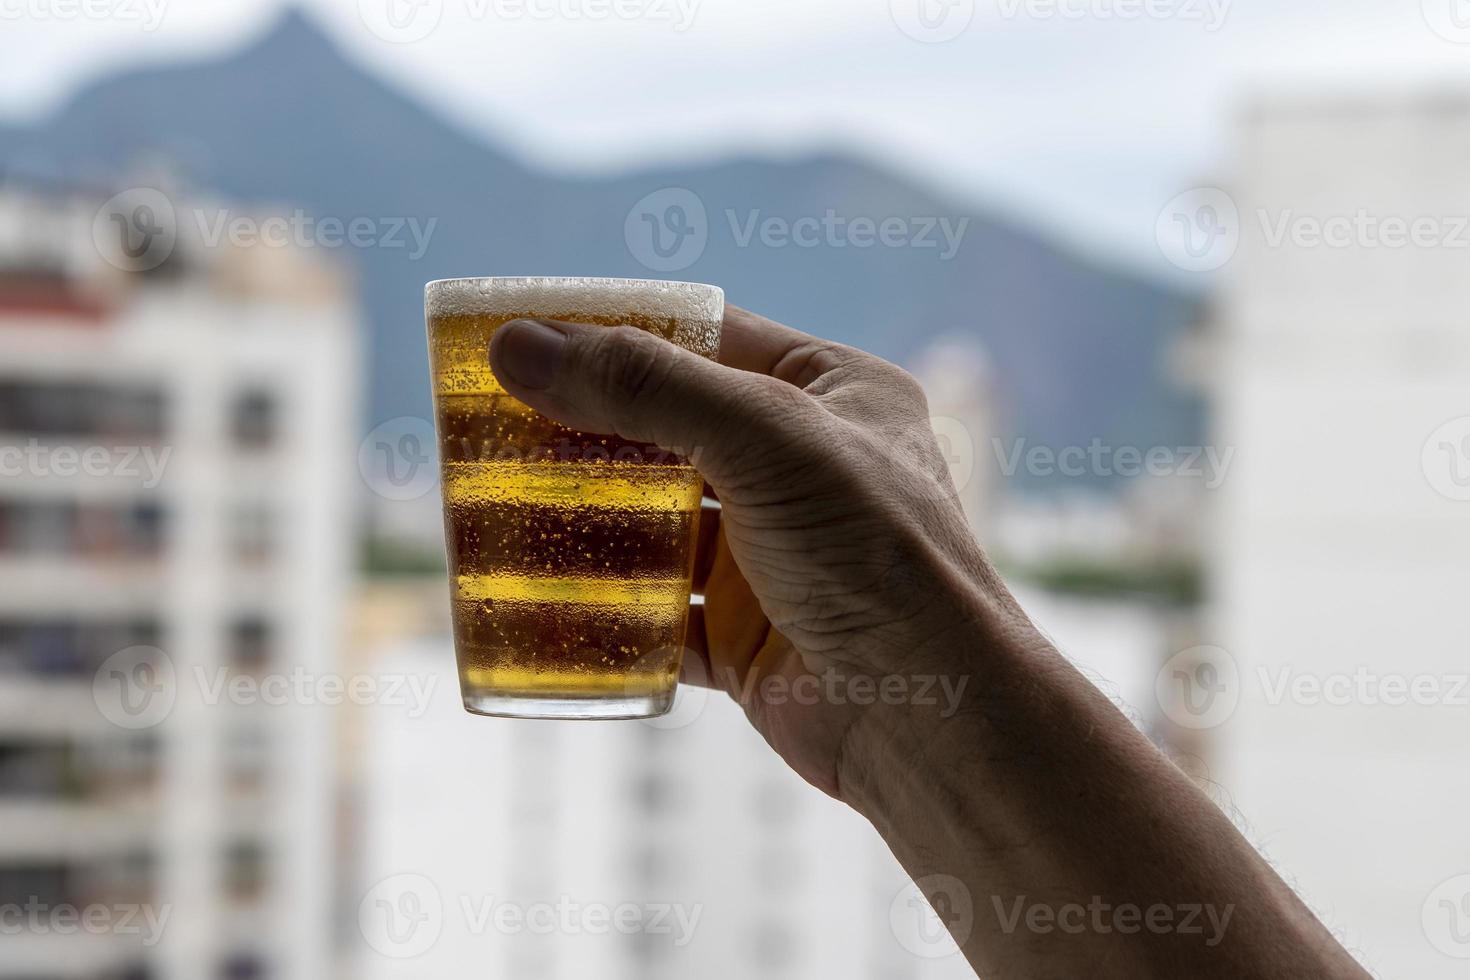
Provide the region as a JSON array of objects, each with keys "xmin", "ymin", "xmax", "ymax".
[
  {"xmin": 243, "ymin": 6, "xmax": 342, "ymax": 62},
  {"xmin": 0, "ymin": 10, "xmax": 1198, "ymax": 464}
]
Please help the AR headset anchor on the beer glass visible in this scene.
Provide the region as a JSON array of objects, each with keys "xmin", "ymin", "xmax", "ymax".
[{"xmin": 424, "ymin": 277, "xmax": 722, "ymax": 719}]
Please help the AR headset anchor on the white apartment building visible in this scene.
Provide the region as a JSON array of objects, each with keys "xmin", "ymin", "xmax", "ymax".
[
  {"xmin": 0, "ymin": 185, "xmax": 359, "ymax": 980},
  {"xmin": 1208, "ymin": 92, "xmax": 1470, "ymax": 978}
]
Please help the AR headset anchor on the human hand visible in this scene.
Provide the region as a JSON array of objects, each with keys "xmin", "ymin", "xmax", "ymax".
[{"xmin": 487, "ymin": 303, "xmax": 1002, "ymax": 801}]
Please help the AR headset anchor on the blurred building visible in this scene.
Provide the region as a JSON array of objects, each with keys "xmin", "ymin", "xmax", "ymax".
[
  {"xmin": 909, "ymin": 337, "xmax": 993, "ymax": 538},
  {"xmin": 0, "ymin": 184, "xmax": 360, "ymax": 979},
  {"xmin": 911, "ymin": 338, "xmax": 1201, "ymax": 768},
  {"xmin": 348, "ymin": 626, "xmax": 978, "ymax": 980},
  {"xmin": 1208, "ymin": 93, "xmax": 1470, "ymax": 977}
]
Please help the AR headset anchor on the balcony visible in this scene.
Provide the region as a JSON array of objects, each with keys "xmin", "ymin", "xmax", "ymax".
[
  {"xmin": 0, "ymin": 797, "xmax": 156, "ymax": 860},
  {"xmin": 0, "ymin": 558, "xmax": 165, "ymax": 616}
]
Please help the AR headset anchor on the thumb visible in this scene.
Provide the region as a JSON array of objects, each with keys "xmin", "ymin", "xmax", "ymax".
[{"xmin": 487, "ymin": 317, "xmax": 808, "ymax": 481}]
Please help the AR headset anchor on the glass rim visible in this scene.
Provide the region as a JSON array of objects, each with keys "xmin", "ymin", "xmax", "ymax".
[
  {"xmin": 424, "ymin": 275, "xmax": 721, "ymax": 293},
  {"xmin": 423, "ymin": 277, "xmax": 722, "ymax": 356}
]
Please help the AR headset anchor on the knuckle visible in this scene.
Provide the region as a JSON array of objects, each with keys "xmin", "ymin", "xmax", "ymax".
[
  {"xmin": 774, "ymin": 340, "xmax": 850, "ymax": 388},
  {"xmin": 748, "ymin": 374, "xmax": 815, "ymax": 427},
  {"xmin": 751, "ymin": 380, "xmax": 831, "ymax": 450},
  {"xmin": 885, "ymin": 365, "xmax": 931, "ymax": 413}
]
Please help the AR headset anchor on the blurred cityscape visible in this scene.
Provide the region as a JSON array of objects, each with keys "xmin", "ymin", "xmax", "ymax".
[{"xmin": 2, "ymin": 3, "xmax": 1469, "ymax": 979}]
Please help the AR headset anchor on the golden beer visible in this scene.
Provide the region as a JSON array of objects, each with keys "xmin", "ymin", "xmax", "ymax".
[{"xmin": 424, "ymin": 277, "xmax": 722, "ymax": 719}]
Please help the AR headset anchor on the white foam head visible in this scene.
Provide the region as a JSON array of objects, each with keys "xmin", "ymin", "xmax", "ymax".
[{"xmin": 426, "ymin": 277, "xmax": 723, "ymax": 354}]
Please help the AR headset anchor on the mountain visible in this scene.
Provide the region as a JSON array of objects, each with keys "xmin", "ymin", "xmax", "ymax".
[{"xmin": 0, "ymin": 8, "xmax": 1202, "ymax": 488}]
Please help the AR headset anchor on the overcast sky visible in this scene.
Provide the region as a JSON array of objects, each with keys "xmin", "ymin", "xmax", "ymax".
[{"xmin": 2, "ymin": 0, "xmax": 1467, "ymax": 272}]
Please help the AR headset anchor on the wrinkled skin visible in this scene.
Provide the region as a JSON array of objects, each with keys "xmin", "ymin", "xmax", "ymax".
[{"xmin": 490, "ymin": 304, "xmax": 1009, "ymax": 798}]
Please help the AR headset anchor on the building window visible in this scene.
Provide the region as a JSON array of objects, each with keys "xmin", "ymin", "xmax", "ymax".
[
  {"xmin": 219, "ymin": 952, "xmax": 268, "ymax": 980},
  {"xmin": 0, "ymin": 735, "xmax": 160, "ymax": 800},
  {"xmin": 228, "ymin": 501, "xmax": 276, "ymax": 563},
  {"xmin": 230, "ymin": 389, "xmax": 277, "ymax": 450},
  {"xmin": 223, "ymin": 840, "xmax": 268, "ymax": 903},
  {"xmin": 223, "ymin": 726, "xmax": 270, "ymax": 792},
  {"xmin": 633, "ymin": 772, "xmax": 682, "ymax": 815},
  {"xmin": 0, "ymin": 740, "xmax": 73, "ymax": 798},
  {"xmin": 0, "ymin": 862, "xmax": 70, "ymax": 907},
  {"xmin": 0, "ymin": 617, "xmax": 161, "ymax": 678},
  {"xmin": 227, "ymin": 616, "xmax": 272, "ymax": 675},
  {"xmin": 0, "ymin": 379, "xmax": 165, "ymax": 440},
  {"xmin": 0, "ymin": 499, "xmax": 166, "ymax": 559},
  {"xmin": 121, "ymin": 500, "xmax": 167, "ymax": 556}
]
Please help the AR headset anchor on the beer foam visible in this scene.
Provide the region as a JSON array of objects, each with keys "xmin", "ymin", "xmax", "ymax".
[{"xmin": 426, "ymin": 277, "xmax": 722, "ymax": 328}]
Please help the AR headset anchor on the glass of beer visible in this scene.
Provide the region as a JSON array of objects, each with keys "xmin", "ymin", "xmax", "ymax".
[{"xmin": 424, "ymin": 277, "xmax": 722, "ymax": 720}]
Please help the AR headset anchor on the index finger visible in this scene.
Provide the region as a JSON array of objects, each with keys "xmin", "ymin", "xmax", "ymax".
[{"xmin": 718, "ymin": 304, "xmax": 853, "ymax": 388}]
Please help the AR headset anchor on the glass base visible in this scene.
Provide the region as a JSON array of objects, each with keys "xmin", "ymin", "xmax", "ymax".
[{"xmin": 461, "ymin": 689, "xmax": 675, "ymax": 720}]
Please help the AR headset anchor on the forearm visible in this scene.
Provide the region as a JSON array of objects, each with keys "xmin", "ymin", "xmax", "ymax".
[{"xmin": 839, "ymin": 584, "xmax": 1369, "ymax": 979}]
